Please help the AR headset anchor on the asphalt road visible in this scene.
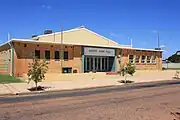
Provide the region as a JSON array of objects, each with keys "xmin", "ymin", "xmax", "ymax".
[{"xmin": 1, "ymin": 80, "xmax": 180, "ymax": 120}]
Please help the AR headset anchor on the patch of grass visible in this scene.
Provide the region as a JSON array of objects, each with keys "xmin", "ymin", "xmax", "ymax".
[{"xmin": 0, "ymin": 75, "xmax": 23, "ymax": 84}]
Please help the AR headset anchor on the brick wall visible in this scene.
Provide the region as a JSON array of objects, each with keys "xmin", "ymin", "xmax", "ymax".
[
  {"xmin": 13, "ymin": 41, "xmax": 162, "ymax": 76},
  {"xmin": 116, "ymin": 48, "xmax": 162, "ymax": 71},
  {"xmin": 14, "ymin": 42, "xmax": 82, "ymax": 76},
  {"xmin": 0, "ymin": 44, "xmax": 11, "ymax": 75}
]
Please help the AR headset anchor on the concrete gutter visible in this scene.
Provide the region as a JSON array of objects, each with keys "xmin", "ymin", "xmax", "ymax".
[{"xmin": 0, "ymin": 80, "xmax": 180, "ymax": 98}]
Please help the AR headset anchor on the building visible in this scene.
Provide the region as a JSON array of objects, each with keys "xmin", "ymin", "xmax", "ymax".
[{"xmin": 0, "ymin": 26, "xmax": 163, "ymax": 76}]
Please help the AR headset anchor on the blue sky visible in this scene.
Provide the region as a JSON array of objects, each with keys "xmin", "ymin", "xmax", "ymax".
[{"xmin": 0, "ymin": 0, "xmax": 180, "ymax": 58}]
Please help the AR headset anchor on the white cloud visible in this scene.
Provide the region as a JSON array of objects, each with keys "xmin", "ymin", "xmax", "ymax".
[
  {"xmin": 160, "ymin": 45, "xmax": 166, "ymax": 48},
  {"xmin": 41, "ymin": 4, "xmax": 51, "ymax": 9}
]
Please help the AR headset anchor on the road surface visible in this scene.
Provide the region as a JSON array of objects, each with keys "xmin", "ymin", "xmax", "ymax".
[{"xmin": 1, "ymin": 81, "xmax": 180, "ymax": 120}]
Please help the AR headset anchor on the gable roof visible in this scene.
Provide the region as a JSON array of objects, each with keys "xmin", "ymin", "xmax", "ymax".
[
  {"xmin": 0, "ymin": 26, "xmax": 163, "ymax": 52},
  {"xmin": 34, "ymin": 26, "xmax": 121, "ymax": 47}
]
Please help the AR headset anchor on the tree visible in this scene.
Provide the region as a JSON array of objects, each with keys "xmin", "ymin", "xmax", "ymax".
[
  {"xmin": 167, "ymin": 51, "xmax": 180, "ymax": 63},
  {"xmin": 27, "ymin": 59, "xmax": 48, "ymax": 90},
  {"xmin": 119, "ymin": 63, "xmax": 136, "ymax": 83}
]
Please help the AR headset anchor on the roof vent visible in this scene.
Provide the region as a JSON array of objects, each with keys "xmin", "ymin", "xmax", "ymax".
[
  {"xmin": 44, "ymin": 30, "xmax": 53, "ymax": 34},
  {"xmin": 155, "ymin": 48, "xmax": 161, "ymax": 50},
  {"xmin": 32, "ymin": 35, "xmax": 38, "ymax": 38},
  {"xmin": 79, "ymin": 26, "xmax": 85, "ymax": 28}
]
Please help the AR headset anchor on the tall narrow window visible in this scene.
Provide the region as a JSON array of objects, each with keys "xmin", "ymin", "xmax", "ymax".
[
  {"xmin": 35, "ymin": 50, "xmax": 40, "ymax": 59},
  {"xmin": 141, "ymin": 56, "xmax": 146, "ymax": 63},
  {"xmin": 147, "ymin": 56, "xmax": 151, "ymax": 63},
  {"xmin": 129, "ymin": 55, "xmax": 134, "ymax": 64},
  {"xmin": 151, "ymin": 56, "xmax": 156, "ymax": 63},
  {"xmin": 64, "ymin": 51, "xmax": 68, "ymax": 60},
  {"xmin": 54, "ymin": 51, "xmax": 60, "ymax": 60},
  {"xmin": 135, "ymin": 55, "xmax": 140, "ymax": 63},
  {"xmin": 45, "ymin": 50, "xmax": 50, "ymax": 60}
]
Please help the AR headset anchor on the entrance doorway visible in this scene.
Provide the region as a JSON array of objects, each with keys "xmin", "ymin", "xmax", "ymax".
[{"xmin": 84, "ymin": 56, "xmax": 114, "ymax": 72}]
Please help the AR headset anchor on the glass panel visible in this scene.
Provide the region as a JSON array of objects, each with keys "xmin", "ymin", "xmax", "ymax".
[
  {"xmin": 151, "ymin": 56, "xmax": 156, "ymax": 63},
  {"xmin": 64, "ymin": 51, "xmax": 68, "ymax": 60},
  {"xmin": 87, "ymin": 57, "xmax": 89, "ymax": 71},
  {"xmin": 98, "ymin": 57, "xmax": 101, "ymax": 71},
  {"xmin": 95, "ymin": 57, "xmax": 97, "ymax": 71},
  {"xmin": 45, "ymin": 50, "xmax": 50, "ymax": 60},
  {"xmin": 35, "ymin": 50, "xmax": 40, "ymax": 59},
  {"xmin": 102, "ymin": 58, "xmax": 105, "ymax": 70},
  {"xmin": 106, "ymin": 57, "xmax": 108, "ymax": 71},
  {"xmin": 104, "ymin": 57, "xmax": 107, "ymax": 71},
  {"xmin": 147, "ymin": 56, "xmax": 151, "ymax": 63},
  {"xmin": 91, "ymin": 57, "xmax": 93, "ymax": 70},
  {"xmin": 141, "ymin": 56, "xmax": 146, "ymax": 63},
  {"xmin": 129, "ymin": 55, "xmax": 134, "ymax": 64},
  {"xmin": 135, "ymin": 55, "xmax": 140, "ymax": 63},
  {"xmin": 54, "ymin": 51, "xmax": 60, "ymax": 60}
]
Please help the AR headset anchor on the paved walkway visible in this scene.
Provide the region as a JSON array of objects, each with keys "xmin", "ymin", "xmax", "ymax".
[{"xmin": 0, "ymin": 70, "xmax": 178, "ymax": 95}]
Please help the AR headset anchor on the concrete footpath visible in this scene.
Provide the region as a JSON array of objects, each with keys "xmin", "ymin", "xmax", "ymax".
[{"xmin": 0, "ymin": 70, "xmax": 178, "ymax": 96}]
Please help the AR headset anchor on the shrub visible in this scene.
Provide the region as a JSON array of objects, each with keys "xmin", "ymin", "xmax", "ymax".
[
  {"xmin": 126, "ymin": 63, "xmax": 136, "ymax": 76},
  {"xmin": 27, "ymin": 59, "xmax": 48, "ymax": 90},
  {"xmin": 118, "ymin": 63, "xmax": 136, "ymax": 83}
]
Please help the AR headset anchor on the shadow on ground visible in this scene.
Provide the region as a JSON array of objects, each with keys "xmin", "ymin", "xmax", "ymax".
[
  {"xmin": 118, "ymin": 80, "xmax": 134, "ymax": 83},
  {"xmin": 27, "ymin": 86, "xmax": 52, "ymax": 91}
]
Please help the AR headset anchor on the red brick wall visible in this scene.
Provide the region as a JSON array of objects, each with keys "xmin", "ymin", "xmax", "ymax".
[
  {"xmin": 0, "ymin": 44, "xmax": 11, "ymax": 75},
  {"xmin": 13, "ymin": 42, "xmax": 82, "ymax": 76},
  {"xmin": 116, "ymin": 48, "xmax": 162, "ymax": 71}
]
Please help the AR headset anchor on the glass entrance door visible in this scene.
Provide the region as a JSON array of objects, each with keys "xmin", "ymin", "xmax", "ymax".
[{"xmin": 85, "ymin": 56, "xmax": 110, "ymax": 72}]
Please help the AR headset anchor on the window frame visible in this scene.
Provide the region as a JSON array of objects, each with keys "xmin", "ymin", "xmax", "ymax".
[
  {"xmin": 35, "ymin": 50, "xmax": 40, "ymax": 59},
  {"xmin": 147, "ymin": 56, "xmax": 151, "ymax": 63},
  {"xmin": 129, "ymin": 55, "xmax": 134, "ymax": 64},
  {"xmin": 141, "ymin": 55, "xmax": 146, "ymax": 64},
  {"xmin": 54, "ymin": 50, "xmax": 60, "ymax": 61},
  {"xmin": 151, "ymin": 56, "xmax": 156, "ymax": 63},
  {"xmin": 64, "ymin": 51, "xmax": 68, "ymax": 60},
  {"xmin": 45, "ymin": 50, "xmax": 50, "ymax": 61},
  {"xmin": 135, "ymin": 55, "xmax": 140, "ymax": 63}
]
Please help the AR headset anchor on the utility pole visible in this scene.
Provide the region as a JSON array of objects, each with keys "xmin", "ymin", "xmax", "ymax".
[
  {"xmin": 157, "ymin": 31, "xmax": 160, "ymax": 49},
  {"xmin": 157, "ymin": 31, "xmax": 161, "ymax": 70},
  {"xmin": 8, "ymin": 33, "xmax": 11, "ymax": 40},
  {"xmin": 60, "ymin": 26, "xmax": 63, "ymax": 73},
  {"xmin": 131, "ymin": 38, "xmax": 133, "ymax": 47}
]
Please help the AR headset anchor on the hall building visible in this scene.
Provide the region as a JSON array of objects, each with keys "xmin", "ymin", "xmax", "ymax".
[{"xmin": 0, "ymin": 26, "xmax": 163, "ymax": 76}]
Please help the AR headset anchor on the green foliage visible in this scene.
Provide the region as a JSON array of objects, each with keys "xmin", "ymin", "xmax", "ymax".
[
  {"xmin": 167, "ymin": 51, "xmax": 180, "ymax": 63},
  {"xmin": 27, "ymin": 59, "xmax": 48, "ymax": 88},
  {"xmin": 126, "ymin": 63, "xmax": 136, "ymax": 76},
  {"xmin": 119, "ymin": 63, "xmax": 136, "ymax": 76},
  {"xmin": 118, "ymin": 63, "xmax": 136, "ymax": 83}
]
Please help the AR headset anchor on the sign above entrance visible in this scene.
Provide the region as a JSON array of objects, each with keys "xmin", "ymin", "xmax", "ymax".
[{"xmin": 84, "ymin": 47, "xmax": 115, "ymax": 56}]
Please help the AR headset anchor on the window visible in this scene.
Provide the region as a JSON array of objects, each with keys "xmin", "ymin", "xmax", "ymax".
[
  {"xmin": 147, "ymin": 56, "xmax": 151, "ymax": 63},
  {"xmin": 151, "ymin": 56, "xmax": 156, "ymax": 63},
  {"xmin": 141, "ymin": 56, "xmax": 146, "ymax": 63},
  {"xmin": 24, "ymin": 44, "xmax": 27, "ymax": 47},
  {"xmin": 62, "ymin": 67, "xmax": 72, "ymax": 73},
  {"xmin": 64, "ymin": 51, "xmax": 68, "ymax": 60},
  {"xmin": 54, "ymin": 51, "xmax": 60, "ymax": 60},
  {"xmin": 129, "ymin": 55, "xmax": 134, "ymax": 64},
  {"xmin": 35, "ymin": 50, "xmax": 40, "ymax": 59},
  {"xmin": 135, "ymin": 55, "xmax": 140, "ymax": 63},
  {"xmin": 45, "ymin": 50, "xmax": 50, "ymax": 60}
]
